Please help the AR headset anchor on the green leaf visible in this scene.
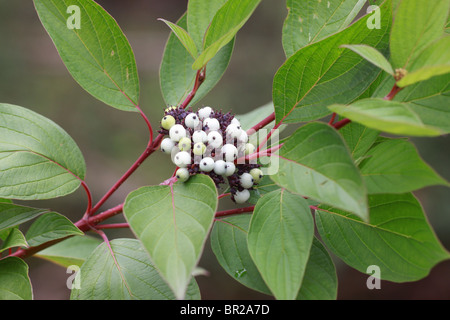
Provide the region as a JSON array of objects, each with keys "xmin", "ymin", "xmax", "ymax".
[
  {"xmin": 70, "ymin": 238, "xmax": 201, "ymax": 300},
  {"xmin": 0, "ymin": 203, "xmax": 48, "ymax": 232},
  {"xmin": 158, "ymin": 19, "xmax": 198, "ymax": 59},
  {"xmin": 297, "ymin": 238, "xmax": 337, "ymax": 300},
  {"xmin": 211, "ymin": 214, "xmax": 271, "ymax": 295},
  {"xmin": 341, "ymin": 44, "xmax": 394, "ymax": 75},
  {"xmin": 359, "ymin": 139, "xmax": 448, "ymax": 194},
  {"xmin": 282, "ymin": 0, "xmax": 366, "ymax": 57},
  {"xmin": 390, "ymin": 0, "xmax": 449, "ymax": 69},
  {"xmin": 0, "ymin": 103, "xmax": 86, "ymax": 200},
  {"xmin": 33, "ymin": 0, "xmax": 140, "ymax": 111},
  {"xmin": 160, "ymin": 14, "xmax": 234, "ymax": 107},
  {"xmin": 273, "ymin": 0, "xmax": 392, "ymax": 123},
  {"xmin": 328, "ymin": 98, "xmax": 444, "ymax": 136},
  {"xmin": 192, "ymin": 0, "xmax": 262, "ymax": 69},
  {"xmin": 187, "ymin": 0, "xmax": 228, "ymax": 50},
  {"xmin": 36, "ymin": 235, "xmax": 102, "ymax": 268},
  {"xmin": 397, "ymin": 37, "xmax": 450, "ymax": 87},
  {"xmin": 271, "ymin": 122, "xmax": 368, "ymax": 222},
  {"xmin": 247, "ymin": 175, "xmax": 281, "ymax": 205},
  {"xmin": 338, "ymin": 121, "xmax": 379, "ymax": 161},
  {"xmin": 25, "ymin": 212, "xmax": 83, "ymax": 247},
  {"xmin": 123, "ymin": 174, "xmax": 218, "ymax": 300},
  {"xmin": 0, "ymin": 228, "xmax": 28, "ymax": 253},
  {"xmin": 248, "ymin": 189, "xmax": 314, "ymax": 300},
  {"xmin": 0, "ymin": 257, "xmax": 33, "ymax": 300},
  {"xmin": 315, "ymin": 193, "xmax": 450, "ymax": 282}
]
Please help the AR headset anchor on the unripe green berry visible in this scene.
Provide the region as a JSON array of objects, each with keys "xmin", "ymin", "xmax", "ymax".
[
  {"xmin": 193, "ymin": 142, "xmax": 206, "ymax": 155},
  {"xmin": 250, "ymin": 168, "xmax": 263, "ymax": 184},
  {"xmin": 245, "ymin": 143, "xmax": 256, "ymax": 155},
  {"xmin": 178, "ymin": 137, "xmax": 192, "ymax": 151},
  {"xmin": 161, "ymin": 115, "xmax": 176, "ymax": 130}
]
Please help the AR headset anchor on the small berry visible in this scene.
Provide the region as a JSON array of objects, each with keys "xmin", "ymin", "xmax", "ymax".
[
  {"xmin": 207, "ymin": 131, "xmax": 223, "ymax": 149},
  {"xmin": 237, "ymin": 130, "xmax": 248, "ymax": 144},
  {"xmin": 222, "ymin": 144, "xmax": 238, "ymax": 162},
  {"xmin": 224, "ymin": 162, "xmax": 236, "ymax": 176},
  {"xmin": 204, "ymin": 118, "xmax": 221, "ymax": 131},
  {"xmin": 199, "ymin": 157, "xmax": 215, "ymax": 172},
  {"xmin": 185, "ymin": 113, "xmax": 200, "ymax": 129},
  {"xmin": 178, "ymin": 137, "xmax": 192, "ymax": 151},
  {"xmin": 176, "ymin": 168, "xmax": 190, "ymax": 182},
  {"xmin": 198, "ymin": 106, "xmax": 213, "ymax": 120},
  {"xmin": 231, "ymin": 118, "xmax": 241, "ymax": 126},
  {"xmin": 160, "ymin": 138, "xmax": 175, "ymax": 154},
  {"xmin": 174, "ymin": 151, "xmax": 191, "ymax": 168},
  {"xmin": 245, "ymin": 143, "xmax": 256, "ymax": 155},
  {"xmin": 250, "ymin": 168, "xmax": 264, "ymax": 184},
  {"xmin": 161, "ymin": 115, "xmax": 176, "ymax": 130},
  {"xmin": 240, "ymin": 173, "xmax": 254, "ymax": 189},
  {"xmin": 226, "ymin": 123, "xmax": 242, "ymax": 139},
  {"xmin": 169, "ymin": 124, "xmax": 187, "ymax": 142},
  {"xmin": 213, "ymin": 160, "xmax": 227, "ymax": 175},
  {"xmin": 233, "ymin": 189, "xmax": 250, "ymax": 204},
  {"xmin": 192, "ymin": 130, "xmax": 208, "ymax": 143},
  {"xmin": 193, "ymin": 142, "xmax": 207, "ymax": 155}
]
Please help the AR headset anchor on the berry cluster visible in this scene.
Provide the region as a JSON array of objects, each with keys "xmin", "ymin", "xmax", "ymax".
[{"xmin": 159, "ymin": 106, "xmax": 263, "ymax": 204}]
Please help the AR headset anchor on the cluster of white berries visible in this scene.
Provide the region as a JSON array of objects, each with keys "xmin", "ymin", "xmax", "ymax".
[{"xmin": 159, "ymin": 106, "xmax": 263, "ymax": 204}]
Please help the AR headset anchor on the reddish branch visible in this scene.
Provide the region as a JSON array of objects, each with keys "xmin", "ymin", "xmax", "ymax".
[
  {"xmin": 215, "ymin": 206, "xmax": 255, "ymax": 218},
  {"xmin": 332, "ymin": 83, "xmax": 403, "ymax": 130}
]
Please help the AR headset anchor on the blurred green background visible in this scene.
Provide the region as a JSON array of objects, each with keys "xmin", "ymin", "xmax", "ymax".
[{"xmin": 0, "ymin": 0, "xmax": 449, "ymax": 300}]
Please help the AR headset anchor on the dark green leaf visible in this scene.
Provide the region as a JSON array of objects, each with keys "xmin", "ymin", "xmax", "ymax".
[
  {"xmin": 211, "ymin": 214, "xmax": 271, "ymax": 295},
  {"xmin": 70, "ymin": 238, "xmax": 201, "ymax": 300},
  {"xmin": 34, "ymin": 0, "xmax": 140, "ymax": 111},
  {"xmin": 316, "ymin": 193, "xmax": 450, "ymax": 282},
  {"xmin": 0, "ymin": 257, "xmax": 33, "ymax": 300},
  {"xmin": 25, "ymin": 212, "xmax": 83, "ymax": 247},
  {"xmin": 359, "ymin": 139, "xmax": 448, "ymax": 194},
  {"xmin": 0, "ymin": 103, "xmax": 86, "ymax": 200},
  {"xmin": 282, "ymin": 0, "xmax": 366, "ymax": 57},
  {"xmin": 248, "ymin": 189, "xmax": 314, "ymax": 300},
  {"xmin": 273, "ymin": 0, "xmax": 392, "ymax": 123},
  {"xmin": 271, "ymin": 122, "xmax": 368, "ymax": 221}
]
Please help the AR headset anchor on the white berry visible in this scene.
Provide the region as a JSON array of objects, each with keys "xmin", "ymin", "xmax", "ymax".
[
  {"xmin": 198, "ymin": 106, "xmax": 213, "ymax": 120},
  {"xmin": 231, "ymin": 117, "xmax": 241, "ymax": 126},
  {"xmin": 176, "ymin": 168, "xmax": 190, "ymax": 182},
  {"xmin": 213, "ymin": 160, "xmax": 227, "ymax": 175},
  {"xmin": 160, "ymin": 138, "xmax": 175, "ymax": 154},
  {"xmin": 207, "ymin": 131, "xmax": 223, "ymax": 149},
  {"xmin": 226, "ymin": 123, "xmax": 242, "ymax": 139},
  {"xmin": 169, "ymin": 124, "xmax": 187, "ymax": 142},
  {"xmin": 204, "ymin": 118, "xmax": 221, "ymax": 131},
  {"xmin": 240, "ymin": 173, "xmax": 254, "ymax": 189},
  {"xmin": 199, "ymin": 157, "xmax": 215, "ymax": 172},
  {"xmin": 234, "ymin": 189, "xmax": 250, "ymax": 204},
  {"xmin": 224, "ymin": 162, "xmax": 236, "ymax": 176},
  {"xmin": 185, "ymin": 113, "xmax": 200, "ymax": 129},
  {"xmin": 237, "ymin": 130, "xmax": 248, "ymax": 144},
  {"xmin": 192, "ymin": 130, "xmax": 208, "ymax": 143},
  {"xmin": 222, "ymin": 144, "xmax": 238, "ymax": 162},
  {"xmin": 173, "ymin": 151, "xmax": 191, "ymax": 168}
]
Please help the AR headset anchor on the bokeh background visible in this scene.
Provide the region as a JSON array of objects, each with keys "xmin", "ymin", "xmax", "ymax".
[{"xmin": 0, "ymin": 0, "xmax": 449, "ymax": 300}]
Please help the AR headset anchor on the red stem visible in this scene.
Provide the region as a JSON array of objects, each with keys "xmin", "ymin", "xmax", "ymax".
[
  {"xmin": 215, "ymin": 206, "xmax": 255, "ymax": 218},
  {"xmin": 247, "ymin": 112, "xmax": 275, "ymax": 135},
  {"xmin": 328, "ymin": 112, "xmax": 337, "ymax": 125},
  {"xmin": 96, "ymin": 223, "xmax": 129, "ymax": 230},
  {"xmin": 332, "ymin": 118, "xmax": 352, "ymax": 130}
]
